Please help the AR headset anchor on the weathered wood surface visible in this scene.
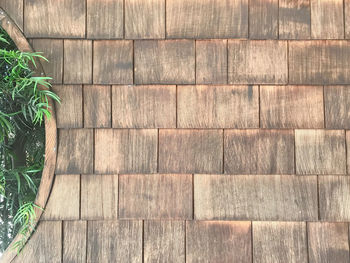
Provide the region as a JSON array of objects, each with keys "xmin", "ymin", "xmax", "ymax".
[
  {"xmin": 0, "ymin": 0, "xmax": 23, "ymax": 30},
  {"xmin": 346, "ymin": 0, "xmax": 350, "ymax": 39},
  {"xmin": 325, "ymin": 86, "xmax": 350, "ymax": 129},
  {"xmin": 63, "ymin": 221, "xmax": 87, "ymax": 263}
]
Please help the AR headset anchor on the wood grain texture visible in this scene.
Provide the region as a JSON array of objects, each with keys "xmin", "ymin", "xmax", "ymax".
[
  {"xmin": 93, "ymin": 40, "xmax": 133, "ymax": 84},
  {"xmin": 177, "ymin": 85, "xmax": 259, "ymax": 128},
  {"xmin": 52, "ymin": 85, "xmax": 83, "ymax": 128},
  {"xmin": 81, "ymin": 174, "xmax": 118, "ymax": 220},
  {"xmin": 87, "ymin": 220, "xmax": 142, "ymax": 263},
  {"xmin": 159, "ymin": 129, "xmax": 223, "ymax": 174},
  {"xmin": 144, "ymin": 220, "xmax": 185, "ymax": 263},
  {"xmin": 63, "ymin": 221, "xmax": 87, "ymax": 263},
  {"xmin": 24, "ymin": 0, "xmax": 85, "ymax": 38},
  {"xmin": 64, "ymin": 40, "xmax": 92, "ymax": 84},
  {"xmin": 134, "ymin": 40, "xmax": 195, "ymax": 84},
  {"xmin": 346, "ymin": 0, "xmax": 350, "ymax": 39},
  {"xmin": 0, "ymin": 0, "xmax": 23, "ymax": 30},
  {"xmin": 249, "ymin": 0, "xmax": 278, "ymax": 39},
  {"xmin": 186, "ymin": 221, "xmax": 251, "ymax": 263},
  {"xmin": 347, "ymin": 131, "xmax": 350, "ymax": 173},
  {"xmin": 289, "ymin": 41, "xmax": 350, "ymax": 84},
  {"xmin": 325, "ymin": 86, "xmax": 350, "ymax": 128},
  {"xmin": 295, "ymin": 129, "xmax": 346, "ymax": 174},
  {"xmin": 112, "ymin": 85, "xmax": 176, "ymax": 128},
  {"xmin": 311, "ymin": 0, "xmax": 344, "ymax": 39},
  {"xmin": 319, "ymin": 176, "xmax": 350, "ymax": 221},
  {"xmin": 228, "ymin": 40, "xmax": 288, "ymax": 84},
  {"xmin": 87, "ymin": 0, "xmax": 123, "ymax": 39},
  {"xmin": 224, "ymin": 129, "xmax": 294, "ymax": 174},
  {"xmin": 260, "ymin": 85, "xmax": 324, "ymax": 128},
  {"xmin": 95, "ymin": 129, "xmax": 158, "ymax": 174},
  {"xmin": 196, "ymin": 40, "xmax": 227, "ymax": 84},
  {"xmin": 253, "ymin": 222, "xmax": 308, "ymax": 263},
  {"xmin": 166, "ymin": 0, "xmax": 248, "ymax": 38},
  {"xmin": 194, "ymin": 174, "xmax": 318, "ymax": 221},
  {"xmin": 56, "ymin": 129, "xmax": 93, "ymax": 174},
  {"xmin": 308, "ymin": 222, "xmax": 350, "ymax": 263},
  {"xmin": 84, "ymin": 85, "xmax": 111, "ymax": 128},
  {"xmin": 119, "ymin": 174, "xmax": 192, "ymax": 219}
]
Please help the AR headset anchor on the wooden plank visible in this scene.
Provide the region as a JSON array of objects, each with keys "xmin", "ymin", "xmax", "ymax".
[
  {"xmin": 186, "ymin": 221, "xmax": 251, "ymax": 263},
  {"xmin": 308, "ymin": 222, "xmax": 350, "ymax": 263},
  {"xmin": 93, "ymin": 40, "xmax": 133, "ymax": 84},
  {"xmin": 125, "ymin": 0, "xmax": 165, "ymax": 39},
  {"xmin": 253, "ymin": 222, "xmax": 308, "ymax": 263},
  {"xmin": 112, "ymin": 85, "xmax": 176, "ymax": 128},
  {"xmin": 56, "ymin": 129, "xmax": 93, "ymax": 174},
  {"xmin": 224, "ymin": 129, "xmax": 294, "ymax": 174},
  {"xmin": 260, "ymin": 85, "xmax": 324, "ymax": 128},
  {"xmin": 119, "ymin": 174, "xmax": 192, "ymax": 219},
  {"xmin": 81, "ymin": 174, "xmax": 118, "ymax": 220},
  {"xmin": 166, "ymin": 0, "xmax": 248, "ymax": 38},
  {"xmin": 319, "ymin": 176, "xmax": 350, "ymax": 221},
  {"xmin": 295, "ymin": 129, "xmax": 346, "ymax": 174},
  {"xmin": 311, "ymin": 0, "xmax": 344, "ymax": 39},
  {"xmin": 84, "ymin": 85, "xmax": 111, "ymax": 128},
  {"xmin": 177, "ymin": 85, "xmax": 259, "ymax": 128},
  {"xmin": 195, "ymin": 40, "xmax": 227, "ymax": 84},
  {"xmin": 134, "ymin": 40, "xmax": 195, "ymax": 84},
  {"xmin": 24, "ymin": 0, "xmax": 85, "ymax": 38},
  {"xmin": 64, "ymin": 40, "xmax": 92, "ymax": 84},
  {"xmin": 87, "ymin": 220, "xmax": 142, "ymax": 263},
  {"xmin": 159, "ymin": 129, "xmax": 223, "ymax": 174},
  {"xmin": 249, "ymin": 0, "xmax": 278, "ymax": 39},
  {"xmin": 87, "ymin": 0, "xmax": 123, "ymax": 39},
  {"xmin": 63, "ymin": 221, "xmax": 87, "ymax": 263},
  {"xmin": 346, "ymin": 0, "xmax": 350, "ymax": 39},
  {"xmin": 347, "ymin": 131, "xmax": 350, "ymax": 173},
  {"xmin": 32, "ymin": 39, "xmax": 63, "ymax": 84},
  {"xmin": 228, "ymin": 40, "xmax": 288, "ymax": 84},
  {"xmin": 194, "ymin": 174, "xmax": 318, "ymax": 221},
  {"xmin": 52, "ymin": 85, "xmax": 83, "ymax": 128},
  {"xmin": 41, "ymin": 174, "xmax": 80, "ymax": 220},
  {"xmin": 144, "ymin": 220, "xmax": 185, "ymax": 263},
  {"xmin": 0, "ymin": 0, "xmax": 23, "ymax": 30},
  {"xmin": 279, "ymin": 0, "xmax": 311, "ymax": 39},
  {"xmin": 95, "ymin": 129, "xmax": 158, "ymax": 174},
  {"xmin": 325, "ymin": 86, "xmax": 350, "ymax": 128}
]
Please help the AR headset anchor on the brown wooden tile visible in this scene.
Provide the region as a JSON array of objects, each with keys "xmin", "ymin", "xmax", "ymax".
[
  {"xmin": 295, "ymin": 129, "xmax": 346, "ymax": 174},
  {"xmin": 87, "ymin": 220, "xmax": 142, "ymax": 263},
  {"xmin": 260, "ymin": 85, "xmax": 324, "ymax": 128},
  {"xmin": 125, "ymin": 0, "xmax": 165, "ymax": 39},
  {"xmin": 87, "ymin": 0, "xmax": 123, "ymax": 39},
  {"xmin": 308, "ymin": 222, "xmax": 350, "ymax": 263},
  {"xmin": 0, "ymin": 0, "xmax": 23, "ymax": 30},
  {"xmin": 93, "ymin": 40, "xmax": 133, "ymax": 84},
  {"xmin": 144, "ymin": 220, "xmax": 185, "ymax": 263},
  {"xmin": 311, "ymin": 0, "xmax": 344, "ymax": 39},
  {"xmin": 249, "ymin": 0, "xmax": 278, "ymax": 39},
  {"xmin": 63, "ymin": 221, "xmax": 87, "ymax": 263},
  {"xmin": 84, "ymin": 85, "xmax": 111, "ymax": 128},
  {"xmin": 325, "ymin": 86, "xmax": 350, "ymax": 128},
  {"xmin": 112, "ymin": 85, "xmax": 176, "ymax": 128},
  {"xmin": 64, "ymin": 40, "xmax": 92, "ymax": 84},
  {"xmin": 194, "ymin": 174, "xmax": 318, "ymax": 221},
  {"xmin": 81, "ymin": 174, "xmax": 118, "ymax": 220},
  {"xmin": 56, "ymin": 129, "xmax": 93, "ymax": 174},
  {"xmin": 24, "ymin": 0, "xmax": 85, "ymax": 38},
  {"xmin": 134, "ymin": 40, "xmax": 195, "ymax": 84},
  {"xmin": 319, "ymin": 176, "xmax": 350, "ymax": 221},
  {"xmin": 95, "ymin": 129, "xmax": 158, "ymax": 174},
  {"xmin": 186, "ymin": 221, "xmax": 251, "ymax": 263},
  {"xmin": 279, "ymin": 0, "xmax": 311, "ymax": 39},
  {"xmin": 41, "ymin": 174, "xmax": 80, "ymax": 220},
  {"xmin": 52, "ymin": 85, "xmax": 83, "ymax": 128},
  {"xmin": 166, "ymin": 0, "xmax": 248, "ymax": 38},
  {"xmin": 177, "ymin": 85, "xmax": 259, "ymax": 128},
  {"xmin": 228, "ymin": 40, "xmax": 288, "ymax": 84},
  {"xmin": 224, "ymin": 129, "xmax": 294, "ymax": 174},
  {"xmin": 196, "ymin": 40, "xmax": 227, "ymax": 84},
  {"xmin": 159, "ymin": 129, "xmax": 223, "ymax": 174},
  {"xmin": 253, "ymin": 222, "xmax": 308, "ymax": 263},
  {"xmin": 289, "ymin": 41, "xmax": 350, "ymax": 84},
  {"xmin": 346, "ymin": 0, "xmax": 350, "ymax": 39},
  {"xmin": 119, "ymin": 174, "xmax": 192, "ymax": 219}
]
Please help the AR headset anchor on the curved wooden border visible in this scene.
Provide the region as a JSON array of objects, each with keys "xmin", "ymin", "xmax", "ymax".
[{"xmin": 0, "ymin": 8, "xmax": 57, "ymax": 263}]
